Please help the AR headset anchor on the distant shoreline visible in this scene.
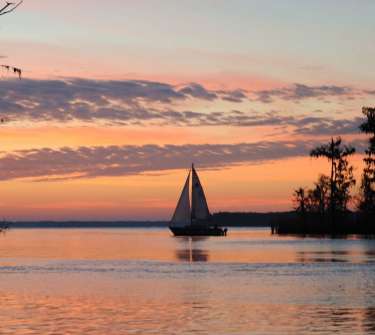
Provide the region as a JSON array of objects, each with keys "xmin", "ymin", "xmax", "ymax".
[
  {"xmin": 5, "ymin": 211, "xmax": 295, "ymax": 228},
  {"xmin": 8, "ymin": 221, "xmax": 168, "ymax": 229}
]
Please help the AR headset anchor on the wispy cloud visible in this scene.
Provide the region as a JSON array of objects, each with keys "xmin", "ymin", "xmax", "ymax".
[
  {"xmin": 364, "ymin": 89, "xmax": 375, "ymax": 95},
  {"xmin": 0, "ymin": 78, "xmax": 245, "ymax": 112},
  {"xmin": 252, "ymin": 83, "xmax": 355, "ymax": 103},
  {"xmin": 0, "ymin": 139, "xmax": 367, "ymax": 182},
  {"xmin": 0, "ymin": 78, "xmax": 247, "ymax": 123},
  {"xmin": 0, "ymin": 79, "xmax": 368, "ymax": 134},
  {"xmin": 293, "ymin": 116, "xmax": 363, "ymax": 136}
]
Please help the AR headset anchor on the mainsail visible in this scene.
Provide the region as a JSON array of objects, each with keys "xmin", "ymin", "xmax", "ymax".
[
  {"xmin": 170, "ymin": 171, "xmax": 191, "ymax": 227},
  {"xmin": 191, "ymin": 165, "xmax": 210, "ymax": 221}
]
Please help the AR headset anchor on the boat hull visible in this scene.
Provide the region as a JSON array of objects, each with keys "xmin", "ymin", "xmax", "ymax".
[{"xmin": 169, "ymin": 225, "xmax": 227, "ymax": 236}]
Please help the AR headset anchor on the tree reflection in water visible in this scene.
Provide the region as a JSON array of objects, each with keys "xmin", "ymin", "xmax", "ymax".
[
  {"xmin": 296, "ymin": 250, "xmax": 350, "ymax": 263},
  {"xmin": 363, "ymin": 307, "xmax": 375, "ymax": 333}
]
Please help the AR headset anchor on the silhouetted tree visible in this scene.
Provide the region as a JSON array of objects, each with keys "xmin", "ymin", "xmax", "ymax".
[
  {"xmin": 293, "ymin": 187, "xmax": 309, "ymax": 218},
  {"xmin": 0, "ymin": 1, "xmax": 23, "ymax": 79},
  {"xmin": 307, "ymin": 174, "xmax": 330, "ymax": 218},
  {"xmin": 310, "ymin": 137, "xmax": 356, "ymax": 226},
  {"xmin": 359, "ymin": 107, "xmax": 375, "ymax": 219}
]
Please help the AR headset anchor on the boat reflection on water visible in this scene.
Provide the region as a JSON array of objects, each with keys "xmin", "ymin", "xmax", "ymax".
[{"xmin": 174, "ymin": 237, "xmax": 209, "ymax": 262}]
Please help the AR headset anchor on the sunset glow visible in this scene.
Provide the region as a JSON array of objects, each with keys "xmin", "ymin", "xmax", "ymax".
[{"xmin": 1, "ymin": 0, "xmax": 374, "ymax": 220}]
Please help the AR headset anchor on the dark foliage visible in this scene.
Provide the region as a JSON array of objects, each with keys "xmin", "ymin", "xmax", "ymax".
[
  {"xmin": 310, "ymin": 137, "xmax": 355, "ymax": 226},
  {"xmin": 359, "ymin": 107, "xmax": 375, "ymax": 218}
]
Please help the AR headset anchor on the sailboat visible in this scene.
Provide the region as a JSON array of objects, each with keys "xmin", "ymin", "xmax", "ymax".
[{"xmin": 169, "ymin": 164, "xmax": 227, "ymax": 236}]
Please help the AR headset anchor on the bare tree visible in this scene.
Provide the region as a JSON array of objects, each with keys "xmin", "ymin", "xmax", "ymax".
[{"xmin": 0, "ymin": 0, "xmax": 23, "ymax": 79}]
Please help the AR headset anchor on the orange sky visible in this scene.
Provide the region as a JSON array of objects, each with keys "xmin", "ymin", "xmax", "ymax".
[{"xmin": 0, "ymin": 1, "xmax": 373, "ymax": 220}]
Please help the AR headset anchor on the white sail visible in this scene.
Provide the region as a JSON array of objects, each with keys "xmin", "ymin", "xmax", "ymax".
[
  {"xmin": 170, "ymin": 171, "xmax": 191, "ymax": 227},
  {"xmin": 191, "ymin": 165, "xmax": 210, "ymax": 221}
]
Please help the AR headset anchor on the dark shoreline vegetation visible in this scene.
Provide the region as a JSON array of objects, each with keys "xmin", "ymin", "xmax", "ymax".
[
  {"xmin": 272, "ymin": 213, "xmax": 375, "ymax": 236},
  {"xmin": 274, "ymin": 107, "xmax": 375, "ymax": 237}
]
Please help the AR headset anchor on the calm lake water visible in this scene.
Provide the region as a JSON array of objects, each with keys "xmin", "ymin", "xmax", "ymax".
[{"xmin": 0, "ymin": 227, "xmax": 374, "ymax": 334}]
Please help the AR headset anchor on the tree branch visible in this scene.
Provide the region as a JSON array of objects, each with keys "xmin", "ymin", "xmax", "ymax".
[
  {"xmin": 1, "ymin": 64, "xmax": 21, "ymax": 78},
  {"xmin": 0, "ymin": 1, "xmax": 23, "ymax": 79},
  {"xmin": 0, "ymin": 1, "xmax": 23, "ymax": 16}
]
